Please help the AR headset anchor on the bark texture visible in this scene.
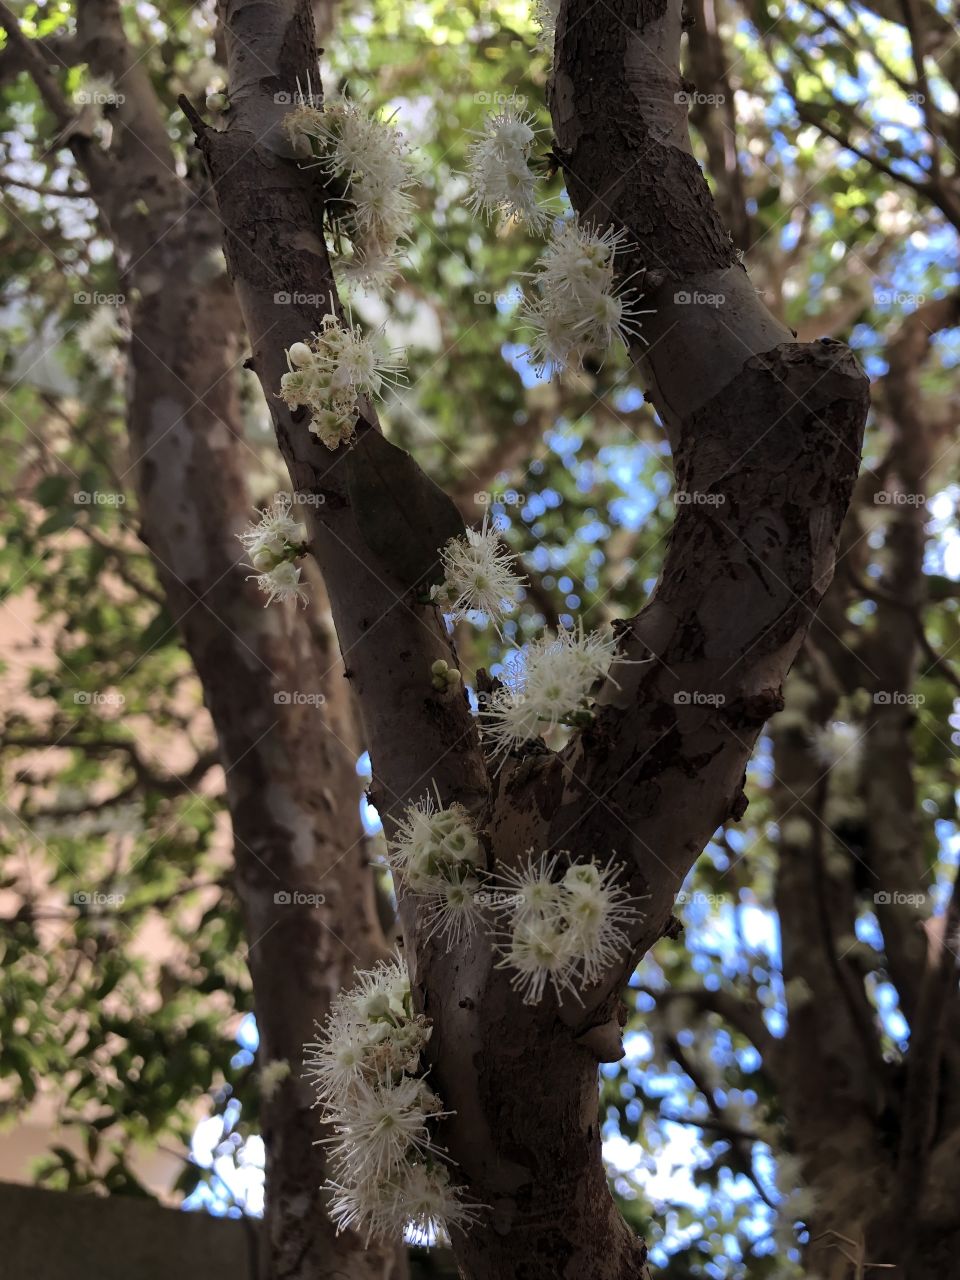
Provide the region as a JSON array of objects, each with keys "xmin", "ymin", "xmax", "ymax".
[
  {"xmin": 0, "ymin": 5, "xmax": 401, "ymax": 1277},
  {"xmin": 191, "ymin": 0, "xmax": 869, "ymax": 1275},
  {"xmin": 765, "ymin": 294, "xmax": 960, "ymax": 1280}
]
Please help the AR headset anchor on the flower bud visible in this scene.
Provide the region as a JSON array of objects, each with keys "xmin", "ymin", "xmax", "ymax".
[
  {"xmin": 288, "ymin": 341, "xmax": 314, "ymax": 369},
  {"xmin": 252, "ymin": 548, "xmax": 278, "ymax": 571}
]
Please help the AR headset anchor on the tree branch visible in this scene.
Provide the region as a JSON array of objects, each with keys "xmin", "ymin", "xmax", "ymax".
[{"xmin": 187, "ymin": 1, "xmax": 868, "ymax": 1275}]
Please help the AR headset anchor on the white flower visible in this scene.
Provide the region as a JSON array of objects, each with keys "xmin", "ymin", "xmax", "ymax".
[
  {"xmin": 481, "ymin": 625, "xmax": 619, "ymax": 753},
  {"xmin": 75, "ymin": 306, "xmax": 124, "ymax": 375},
  {"xmin": 388, "ymin": 796, "xmax": 483, "ymax": 889},
  {"xmin": 237, "ymin": 493, "xmax": 305, "ymax": 571},
  {"xmin": 283, "ymin": 96, "xmax": 417, "ymax": 287},
  {"xmin": 280, "ymin": 315, "xmax": 405, "ymax": 449},
  {"xmin": 252, "ymin": 560, "xmax": 309, "ymax": 607},
  {"xmin": 259, "ymin": 1058, "xmax": 291, "ymax": 1100},
  {"xmin": 434, "ymin": 516, "xmax": 525, "ymax": 628},
  {"xmin": 395, "ymin": 1161, "xmax": 480, "ymax": 1243},
  {"xmin": 329, "ymin": 1161, "xmax": 477, "ymax": 1245},
  {"xmin": 811, "ymin": 719, "xmax": 863, "ymax": 770},
  {"xmin": 283, "ymin": 102, "xmax": 324, "ymax": 152},
  {"xmin": 325, "ymin": 955, "xmax": 413, "ymax": 1044},
  {"xmin": 387, "ymin": 796, "xmax": 484, "ymax": 951},
  {"xmin": 320, "ymin": 319, "xmax": 406, "ymax": 399},
  {"xmin": 183, "ymin": 57, "xmax": 226, "ymax": 98},
  {"xmin": 423, "ymin": 875, "xmax": 484, "ymax": 948},
  {"xmin": 304, "ymin": 1030, "xmax": 372, "ymax": 1104},
  {"xmin": 328, "ymin": 1174, "xmax": 399, "ymax": 1244},
  {"xmin": 74, "ymin": 73, "xmax": 121, "ymax": 109},
  {"xmin": 502, "ymin": 913, "xmax": 578, "ymax": 1004},
  {"xmin": 480, "ymin": 687, "xmax": 546, "ymax": 756},
  {"xmin": 304, "ymin": 955, "xmax": 432, "ymax": 1103},
  {"xmin": 307, "ymin": 953, "xmax": 475, "ymax": 1244},
  {"xmin": 521, "ymin": 219, "xmax": 654, "ymax": 373},
  {"xmin": 560, "ymin": 861, "xmax": 641, "ymax": 986},
  {"xmin": 492, "ymin": 852, "xmax": 642, "ymax": 1004},
  {"xmin": 325, "ymin": 1074, "xmax": 446, "ymax": 1184},
  {"xmin": 466, "ymin": 105, "xmax": 550, "ymax": 231}
]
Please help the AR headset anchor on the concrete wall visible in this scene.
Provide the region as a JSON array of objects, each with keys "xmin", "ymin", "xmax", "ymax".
[{"xmin": 0, "ymin": 1181, "xmax": 255, "ymax": 1280}]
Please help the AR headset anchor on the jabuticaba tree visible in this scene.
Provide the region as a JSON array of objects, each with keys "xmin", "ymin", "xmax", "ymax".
[
  {"xmin": 0, "ymin": 4, "xmax": 398, "ymax": 1278},
  {"xmin": 184, "ymin": 0, "xmax": 869, "ymax": 1276}
]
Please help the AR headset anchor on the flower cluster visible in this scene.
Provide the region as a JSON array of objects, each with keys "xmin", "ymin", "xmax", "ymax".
[
  {"xmin": 522, "ymin": 220, "xmax": 653, "ymax": 373},
  {"xmin": 492, "ymin": 854, "xmax": 642, "ymax": 1004},
  {"xmin": 387, "ymin": 797, "xmax": 485, "ymax": 947},
  {"xmin": 76, "ymin": 306, "xmax": 125, "ymax": 382},
  {"xmin": 466, "ymin": 105, "xmax": 550, "ymax": 231},
  {"xmin": 284, "ymin": 96, "xmax": 416, "ymax": 287},
  {"xmin": 304, "ymin": 955, "xmax": 475, "ymax": 1243},
  {"xmin": 433, "ymin": 516, "xmax": 525, "ymax": 629},
  {"xmin": 279, "ymin": 315, "xmax": 405, "ymax": 450},
  {"xmin": 481, "ymin": 624, "xmax": 619, "ymax": 754},
  {"xmin": 237, "ymin": 493, "xmax": 309, "ymax": 607}
]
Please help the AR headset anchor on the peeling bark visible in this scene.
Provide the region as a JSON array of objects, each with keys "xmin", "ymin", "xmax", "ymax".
[
  {"xmin": 189, "ymin": 0, "xmax": 869, "ymax": 1274},
  {"xmin": 0, "ymin": 3, "xmax": 402, "ymax": 1275}
]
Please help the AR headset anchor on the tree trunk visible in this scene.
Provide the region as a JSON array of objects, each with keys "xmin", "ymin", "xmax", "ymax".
[
  {"xmin": 766, "ymin": 294, "xmax": 960, "ymax": 1280},
  {"xmin": 190, "ymin": 0, "xmax": 868, "ymax": 1275},
  {"xmin": 0, "ymin": 3, "xmax": 404, "ymax": 1274}
]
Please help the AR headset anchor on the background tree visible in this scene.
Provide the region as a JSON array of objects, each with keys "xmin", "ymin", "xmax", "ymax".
[{"xmin": 0, "ymin": 0, "xmax": 956, "ymax": 1277}]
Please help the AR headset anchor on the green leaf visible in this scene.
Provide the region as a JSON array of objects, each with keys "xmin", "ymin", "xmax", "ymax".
[
  {"xmin": 33, "ymin": 474, "xmax": 72, "ymax": 508},
  {"xmin": 37, "ymin": 506, "xmax": 80, "ymax": 537}
]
